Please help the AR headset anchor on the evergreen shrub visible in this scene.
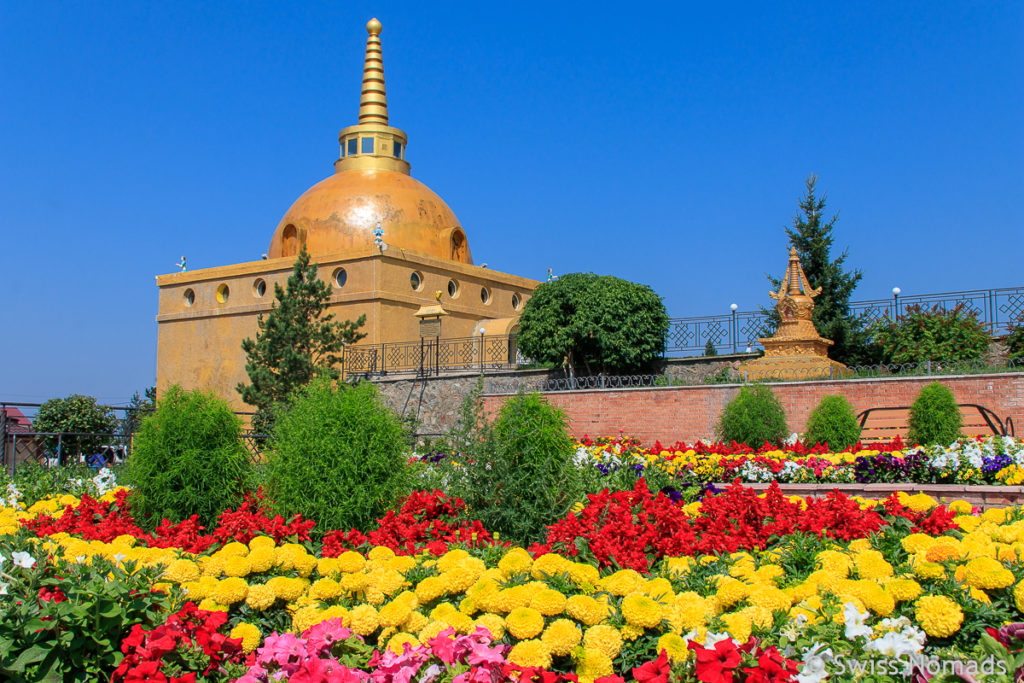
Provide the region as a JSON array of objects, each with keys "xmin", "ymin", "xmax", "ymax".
[
  {"xmin": 1007, "ymin": 313, "xmax": 1024, "ymax": 361},
  {"xmin": 265, "ymin": 379, "xmax": 410, "ymax": 534},
  {"xmin": 802, "ymin": 395, "xmax": 861, "ymax": 451},
  {"xmin": 127, "ymin": 385, "xmax": 252, "ymax": 528},
  {"xmin": 907, "ymin": 382, "xmax": 962, "ymax": 446},
  {"xmin": 715, "ymin": 384, "xmax": 788, "ymax": 447},
  {"xmin": 458, "ymin": 392, "xmax": 580, "ymax": 545},
  {"xmin": 871, "ymin": 304, "xmax": 991, "ymax": 364}
]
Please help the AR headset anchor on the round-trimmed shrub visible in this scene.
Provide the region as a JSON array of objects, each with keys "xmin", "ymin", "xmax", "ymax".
[
  {"xmin": 715, "ymin": 384, "xmax": 788, "ymax": 447},
  {"xmin": 907, "ymin": 382, "xmax": 962, "ymax": 446},
  {"xmin": 265, "ymin": 379, "xmax": 410, "ymax": 534},
  {"xmin": 459, "ymin": 392, "xmax": 580, "ymax": 545},
  {"xmin": 802, "ymin": 395, "xmax": 861, "ymax": 451},
  {"xmin": 127, "ymin": 385, "xmax": 252, "ymax": 528}
]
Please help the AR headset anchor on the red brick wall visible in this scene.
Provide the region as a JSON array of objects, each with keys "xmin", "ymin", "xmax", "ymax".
[{"xmin": 480, "ymin": 373, "xmax": 1024, "ymax": 444}]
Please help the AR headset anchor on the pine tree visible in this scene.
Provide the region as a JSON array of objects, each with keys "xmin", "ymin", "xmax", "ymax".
[
  {"xmin": 237, "ymin": 247, "xmax": 366, "ymax": 431},
  {"xmin": 766, "ymin": 175, "xmax": 877, "ymax": 365}
]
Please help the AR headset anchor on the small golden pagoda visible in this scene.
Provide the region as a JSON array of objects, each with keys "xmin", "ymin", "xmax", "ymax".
[{"xmin": 740, "ymin": 248, "xmax": 848, "ymax": 380}]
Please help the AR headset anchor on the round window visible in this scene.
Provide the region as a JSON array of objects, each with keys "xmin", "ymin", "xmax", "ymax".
[
  {"xmin": 410, "ymin": 271, "xmax": 422, "ymax": 291},
  {"xmin": 216, "ymin": 284, "xmax": 230, "ymax": 303},
  {"xmin": 512, "ymin": 293, "xmax": 521, "ymax": 310},
  {"xmin": 447, "ymin": 279, "xmax": 459, "ymax": 298},
  {"xmin": 333, "ymin": 268, "xmax": 347, "ymax": 288},
  {"xmin": 481, "ymin": 287, "xmax": 491, "ymax": 304},
  {"xmin": 184, "ymin": 288, "xmax": 195, "ymax": 306},
  {"xmin": 253, "ymin": 279, "xmax": 267, "ymax": 298}
]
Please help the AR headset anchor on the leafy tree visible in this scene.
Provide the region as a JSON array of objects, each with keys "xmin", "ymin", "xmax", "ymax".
[
  {"xmin": 767, "ymin": 175, "xmax": 877, "ymax": 365},
  {"xmin": 704, "ymin": 339, "xmax": 718, "ymax": 357},
  {"xmin": 120, "ymin": 386, "xmax": 156, "ymax": 437},
  {"xmin": 237, "ymin": 247, "xmax": 366, "ymax": 431},
  {"xmin": 870, "ymin": 304, "xmax": 991, "ymax": 364},
  {"xmin": 517, "ymin": 272, "xmax": 669, "ymax": 375},
  {"xmin": 32, "ymin": 394, "xmax": 118, "ymax": 461},
  {"xmin": 1005, "ymin": 312, "xmax": 1024, "ymax": 362}
]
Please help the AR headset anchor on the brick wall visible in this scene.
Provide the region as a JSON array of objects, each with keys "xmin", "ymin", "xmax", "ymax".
[{"xmin": 480, "ymin": 372, "xmax": 1024, "ymax": 444}]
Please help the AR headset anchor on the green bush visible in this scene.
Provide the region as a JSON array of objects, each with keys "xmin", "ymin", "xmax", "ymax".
[
  {"xmin": 871, "ymin": 304, "xmax": 991, "ymax": 364},
  {"xmin": 715, "ymin": 384, "xmax": 789, "ymax": 447},
  {"xmin": 126, "ymin": 385, "xmax": 252, "ymax": 528},
  {"xmin": 802, "ymin": 395, "xmax": 862, "ymax": 451},
  {"xmin": 457, "ymin": 392, "xmax": 581, "ymax": 545},
  {"xmin": 265, "ymin": 379, "xmax": 410, "ymax": 534},
  {"xmin": 32, "ymin": 394, "xmax": 118, "ymax": 461},
  {"xmin": 1006, "ymin": 313, "xmax": 1024, "ymax": 361},
  {"xmin": 907, "ymin": 382, "xmax": 962, "ymax": 446}
]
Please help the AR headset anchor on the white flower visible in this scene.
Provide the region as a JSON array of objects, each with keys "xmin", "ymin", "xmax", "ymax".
[
  {"xmin": 11, "ymin": 551, "xmax": 35, "ymax": 569},
  {"xmin": 0, "ymin": 582, "xmax": 7, "ymax": 596},
  {"xmin": 703, "ymin": 631, "xmax": 734, "ymax": 647},
  {"xmin": 843, "ymin": 602, "xmax": 872, "ymax": 639},
  {"xmin": 796, "ymin": 643, "xmax": 833, "ymax": 683}
]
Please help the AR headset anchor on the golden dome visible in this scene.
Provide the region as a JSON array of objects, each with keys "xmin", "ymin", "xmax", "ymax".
[
  {"xmin": 267, "ymin": 18, "xmax": 472, "ymax": 264},
  {"xmin": 268, "ymin": 168, "xmax": 472, "ymax": 263}
]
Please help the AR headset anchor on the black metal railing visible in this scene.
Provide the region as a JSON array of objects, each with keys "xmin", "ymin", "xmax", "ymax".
[
  {"xmin": 665, "ymin": 286, "xmax": 1024, "ymax": 355},
  {"xmin": 486, "ymin": 358, "xmax": 1024, "ymax": 395},
  {"xmin": 343, "ymin": 334, "xmax": 522, "ymax": 377}
]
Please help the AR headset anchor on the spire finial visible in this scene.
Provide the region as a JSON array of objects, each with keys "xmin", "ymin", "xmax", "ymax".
[{"xmin": 359, "ymin": 18, "xmax": 388, "ymax": 125}]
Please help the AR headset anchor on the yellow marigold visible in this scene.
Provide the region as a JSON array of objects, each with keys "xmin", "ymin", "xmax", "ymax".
[
  {"xmin": 815, "ymin": 550, "xmax": 853, "ymax": 576},
  {"xmin": 948, "ymin": 500, "xmax": 974, "ymax": 514},
  {"xmin": 386, "ymin": 632, "xmax": 419, "ymax": 655},
  {"xmin": 620, "ymin": 623, "xmax": 644, "ymax": 641},
  {"xmin": 163, "ymin": 559, "xmax": 200, "ymax": 584},
  {"xmin": 575, "ymin": 647, "xmax": 613, "ymax": 683},
  {"xmin": 292, "ymin": 606, "xmax": 326, "ymax": 634},
  {"xmin": 375, "ymin": 569, "xmax": 406, "ymax": 597},
  {"xmin": 310, "ymin": 578, "xmax": 343, "ymax": 601},
  {"xmin": 956, "ymin": 516, "xmax": 982, "ymax": 532},
  {"xmin": 664, "ymin": 556, "xmax": 693, "ymax": 579},
  {"xmin": 569, "ymin": 562, "xmax": 600, "ymax": 588},
  {"xmin": 566, "ymin": 595, "xmax": 607, "ymax": 626},
  {"xmin": 380, "ymin": 592, "xmax": 418, "ymax": 627},
  {"xmin": 221, "ymin": 541, "xmax": 248, "ymax": 557},
  {"xmin": 541, "ymin": 619, "xmax": 582, "ymax": 656},
  {"xmin": 508, "ymin": 640, "xmax": 552, "ymax": 669},
  {"xmin": 674, "ymin": 592, "xmax": 711, "ymax": 630},
  {"xmin": 248, "ymin": 535, "xmax": 275, "ymax": 552},
  {"xmin": 964, "ymin": 557, "xmax": 1015, "ymax": 590},
  {"xmin": 335, "ymin": 551, "xmax": 367, "ymax": 573},
  {"xmin": 532, "ymin": 553, "xmax": 572, "ymax": 580},
  {"xmin": 912, "ymin": 561, "xmax": 945, "ymax": 580},
  {"xmin": 621, "ymin": 592, "xmax": 664, "ymax": 629},
  {"xmin": 643, "ymin": 578, "xmax": 674, "ymax": 602},
  {"xmin": 221, "ymin": 555, "xmax": 251, "ymax": 578},
  {"xmin": 914, "ymin": 595, "xmax": 964, "ymax": 638},
  {"xmin": 505, "ymin": 607, "xmax": 545, "ymax": 640},
  {"xmin": 656, "ymin": 633, "xmax": 689, "ymax": 662},
  {"xmin": 249, "ymin": 547, "xmax": 275, "ymax": 573},
  {"xmin": 747, "ymin": 586, "xmax": 791, "ymax": 613},
  {"xmin": 437, "ymin": 549, "xmax": 471, "ymax": 572},
  {"xmin": 982, "ymin": 508, "xmax": 1008, "ymax": 525},
  {"xmin": 713, "ymin": 577, "xmax": 750, "ymax": 609},
  {"xmin": 905, "ymin": 493, "xmax": 937, "ymax": 512},
  {"xmin": 404, "ymin": 611, "xmax": 429, "ymax": 633},
  {"xmin": 440, "ymin": 610, "xmax": 475, "ymax": 635},
  {"xmin": 720, "ymin": 612, "xmax": 752, "ymax": 644},
  {"xmin": 322, "ymin": 605, "xmax": 349, "ymax": 623},
  {"xmin": 211, "ymin": 577, "xmax": 249, "ymax": 605},
  {"xmin": 1015, "ymin": 581, "xmax": 1024, "ymax": 612},
  {"xmin": 753, "ymin": 565, "xmax": 785, "ymax": 584},
  {"xmin": 599, "ymin": 569, "xmax": 645, "ymax": 596},
  {"xmin": 886, "ymin": 578, "xmax": 923, "ymax": 602},
  {"xmin": 740, "ymin": 605, "xmax": 775, "ymax": 630},
  {"xmin": 368, "ymin": 545, "xmax": 396, "ymax": 562},
  {"xmin": 197, "ymin": 598, "xmax": 229, "ymax": 612},
  {"xmin": 348, "ymin": 604, "xmax": 380, "ymax": 636},
  {"xmin": 490, "ymin": 586, "xmax": 533, "ymax": 614},
  {"xmin": 415, "ymin": 576, "xmax": 447, "ymax": 604},
  {"xmin": 246, "ymin": 583, "xmax": 277, "ymax": 610},
  {"xmin": 417, "ymin": 620, "xmax": 449, "ymax": 644},
  {"xmin": 475, "ymin": 613, "xmax": 506, "ymax": 640},
  {"xmin": 582, "ymin": 624, "xmax": 622, "ymax": 658},
  {"xmin": 854, "ymin": 552, "xmax": 893, "ymax": 580},
  {"xmin": 229, "ymin": 623, "xmax": 261, "ymax": 654},
  {"xmin": 901, "ymin": 534, "xmax": 936, "ymax": 554},
  {"xmin": 501, "ymin": 548, "xmax": 536, "ymax": 577},
  {"xmin": 202, "ymin": 555, "xmax": 226, "ymax": 578},
  {"xmin": 530, "ymin": 589, "xmax": 567, "ymax": 616},
  {"xmin": 925, "ymin": 539, "xmax": 963, "ymax": 563},
  {"xmin": 968, "ymin": 587, "xmax": 991, "ymax": 604}
]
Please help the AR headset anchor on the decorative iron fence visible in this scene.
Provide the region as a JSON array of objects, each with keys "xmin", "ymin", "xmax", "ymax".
[
  {"xmin": 343, "ymin": 334, "xmax": 522, "ymax": 377},
  {"xmin": 665, "ymin": 286, "xmax": 1024, "ymax": 355},
  {"xmin": 487, "ymin": 358, "xmax": 1024, "ymax": 396}
]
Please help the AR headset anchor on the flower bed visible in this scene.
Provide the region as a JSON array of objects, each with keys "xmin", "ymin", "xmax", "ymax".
[{"xmin": 4, "ymin": 475, "xmax": 1024, "ymax": 681}]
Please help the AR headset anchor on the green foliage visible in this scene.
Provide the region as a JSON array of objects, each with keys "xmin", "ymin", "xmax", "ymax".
[
  {"xmin": 0, "ymin": 537, "xmax": 172, "ymax": 682},
  {"xmin": 871, "ymin": 304, "xmax": 992, "ymax": 364},
  {"xmin": 455, "ymin": 392, "xmax": 581, "ymax": 545},
  {"xmin": 1, "ymin": 461, "xmax": 120, "ymax": 508},
  {"xmin": 703, "ymin": 339, "xmax": 718, "ymax": 357},
  {"xmin": 265, "ymin": 379, "xmax": 410, "ymax": 534},
  {"xmin": 766, "ymin": 175, "xmax": 878, "ymax": 366},
  {"xmin": 1005, "ymin": 312, "xmax": 1024, "ymax": 361},
  {"xmin": 907, "ymin": 381, "xmax": 963, "ymax": 446},
  {"xmin": 802, "ymin": 394, "xmax": 862, "ymax": 451},
  {"xmin": 31, "ymin": 394, "xmax": 118, "ymax": 460},
  {"xmin": 126, "ymin": 385, "xmax": 252, "ymax": 528},
  {"xmin": 237, "ymin": 246, "xmax": 367, "ymax": 432},
  {"xmin": 715, "ymin": 384, "xmax": 789, "ymax": 447},
  {"xmin": 120, "ymin": 386, "xmax": 155, "ymax": 438},
  {"xmin": 517, "ymin": 272, "xmax": 669, "ymax": 375}
]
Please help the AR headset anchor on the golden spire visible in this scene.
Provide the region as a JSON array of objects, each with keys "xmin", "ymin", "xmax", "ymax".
[
  {"xmin": 335, "ymin": 18, "xmax": 410, "ymax": 175},
  {"xmin": 770, "ymin": 247, "xmax": 821, "ymax": 301},
  {"xmin": 359, "ymin": 18, "xmax": 388, "ymax": 125}
]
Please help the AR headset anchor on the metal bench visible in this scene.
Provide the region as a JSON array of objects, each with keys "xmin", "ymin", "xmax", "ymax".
[{"xmin": 856, "ymin": 404, "xmax": 1015, "ymax": 443}]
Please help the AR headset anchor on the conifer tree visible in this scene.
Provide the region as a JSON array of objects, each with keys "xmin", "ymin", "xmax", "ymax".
[
  {"xmin": 767, "ymin": 175, "xmax": 877, "ymax": 365},
  {"xmin": 237, "ymin": 247, "xmax": 366, "ymax": 431}
]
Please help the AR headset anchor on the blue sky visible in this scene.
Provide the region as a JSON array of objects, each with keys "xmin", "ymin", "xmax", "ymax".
[{"xmin": 1, "ymin": 1, "xmax": 1021, "ymax": 404}]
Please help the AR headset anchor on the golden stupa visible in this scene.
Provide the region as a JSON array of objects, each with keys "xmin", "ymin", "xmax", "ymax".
[{"xmin": 740, "ymin": 248, "xmax": 848, "ymax": 380}]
